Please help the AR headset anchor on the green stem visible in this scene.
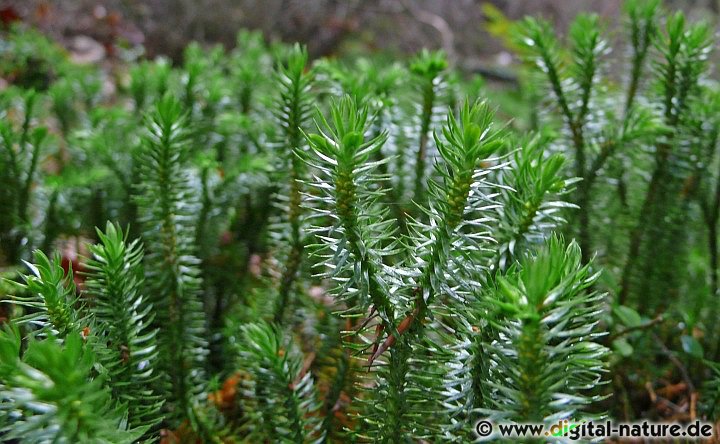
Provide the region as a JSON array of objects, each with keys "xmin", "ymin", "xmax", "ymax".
[
  {"xmin": 19, "ymin": 133, "xmax": 41, "ymax": 226},
  {"xmin": 517, "ymin": 317, "xmax": 545, "ymax": 421},
  {"xmin": 413, "ymin": 81, "xmax": 437, "ymax": 207},
  {"xmin": 383, "ymin": 337, "xmax": 411, "ymax": 443},
  {"xmin": 336, "ymin": 167, "xmax": 395, "ymax": 328}
]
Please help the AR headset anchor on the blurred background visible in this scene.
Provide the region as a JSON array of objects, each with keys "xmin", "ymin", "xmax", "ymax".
[{"xmin": 3, "ymin": 0, "xmax": 718, "ymax": 72}]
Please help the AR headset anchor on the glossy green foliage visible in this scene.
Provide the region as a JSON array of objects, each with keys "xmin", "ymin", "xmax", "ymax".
[
  {"xmin": 0, "ymin": 330, "xmax": 146, "ymax": 443},
  {"xmin": 84, "ymin": 222, "xmax": 163, "ymax": 436},
  {"xmin": 3, "ymin": 3, "xmax": 720, "ymax": 441},
  {"xmin": 481, "ymin": 236, "xmax": 607, "ymax": 422},
  {"xmin": 134, "ymin": 96, "xmax": 208, "ymax": 422},
  {"xmin": 237, "ymin": 322, "xmax": 324, "ymax": 443}
]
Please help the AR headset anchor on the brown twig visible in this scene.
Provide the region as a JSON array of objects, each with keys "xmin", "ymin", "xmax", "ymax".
[
  {"xmin": 366, "ymin": 307, "xmax": 419, "ymax": 367},
  {"xmin": 653, "ymin": 333, "xmax": 695, "ymax": 394},
  {"xmin": 608, "ymin": 315, "xmax": 664, "ymax": 342}
]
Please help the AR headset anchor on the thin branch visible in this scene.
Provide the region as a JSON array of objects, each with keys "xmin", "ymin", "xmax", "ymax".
[
  {"xmin": 399, "ymin": 0, "xmax": 456, "ymax": 64},
  {"xmin": 608, "ymin": 315, "xmax": 663, "ymax": 342}
]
